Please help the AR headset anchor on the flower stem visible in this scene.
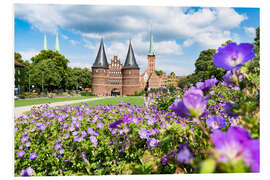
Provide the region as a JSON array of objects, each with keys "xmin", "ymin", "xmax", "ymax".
[{"xmin": 194, "ymin": 117, "xmax": 210, "ymax": 138}]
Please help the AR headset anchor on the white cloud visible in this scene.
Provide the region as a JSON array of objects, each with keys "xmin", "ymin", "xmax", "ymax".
[
  {"xmin": 69, "ymin": 39, "xmax": 79, "ymax": 45},
  {"xmin": 18, "ymin": 49, "xmax": 40, "ymax": 61},
  {"xmin": 244, "ymin": 26, "xmax": 256, "ymax": 38},
  {"xmin": 156, "ymin": 64, "xmax": 193, "ymax": 76},
  {"xmin": 83, "ymin": 39, "xmax": 99, "ymax": 50},
  {"xmin": 61, "ymin": 34, "xmax": 69, "ymax": 40},
  {"xmin": 183, "ymin": 39, "xmax": 194, "ymax": 47},
  {"xmin": 69, "ymin": 62, "xmax": 91, "ymax": 69},
  {"xmin": 15, "ymin": 5, "xmax": 247, "ymax": 48}
]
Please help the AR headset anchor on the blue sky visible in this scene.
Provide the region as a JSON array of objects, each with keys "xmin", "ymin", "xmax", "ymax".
[{"xmin": 14, "ymin": 4, "xmax": 259, "ymax": 76}]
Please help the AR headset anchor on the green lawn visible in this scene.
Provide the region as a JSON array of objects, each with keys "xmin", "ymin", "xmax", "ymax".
[
  {"xmin": 15, "ymin": 96, "xmax": 94, "ymax": 107},
  {"xmin": 71, "ymin": 96, "xmax": 145, "ymax": 107}
]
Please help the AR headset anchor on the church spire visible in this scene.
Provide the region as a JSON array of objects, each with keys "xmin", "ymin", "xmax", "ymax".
[
  {"xmin": 92, "ymin": 38, "xmax": 109, "ymax": 68},
  {"xmin": 123, "ymin": 41, "xmax": 139, "ymax": 69},
  {"xmin": 148, "ymin": 31, "xmax": 154, "ymax": 56},
  {"xmin": 43, "ymin": 33, "xmax": 47, "ymax": 50},
  {"xmin": 55, "ymin": 32, "xmax": 60, "ymax": 52}
]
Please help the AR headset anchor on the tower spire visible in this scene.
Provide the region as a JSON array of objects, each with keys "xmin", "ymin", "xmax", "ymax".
[
  {"xmin": 123, "ymin": 41, "xmax": 139, "ymax": 69},
  {"xmin": 55, "ymin": 32, "xmax": 60, "ymax": 52},
  {"xmin": 92, "ymin": 38, "xmax": 109, "ymax": 68},
  {"xmin": 148, "ymin": 31, "xmax": 154, "ymax": 56},
  {"xmin": 43, "ymin": 33, "xmax": 47, "ymax": 50}
]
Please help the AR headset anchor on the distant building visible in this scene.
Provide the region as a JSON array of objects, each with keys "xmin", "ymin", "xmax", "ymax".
[
  {"xmin": 140, "ymin": 32, "xmax": 184, "ymax": 90},
  {"xmin": 91, "ymin": 32, "xmax": 184, "ymax": 96},
  {"xmin": 91, "ymin": 39, "xmax": 140, "ymax": 96}
]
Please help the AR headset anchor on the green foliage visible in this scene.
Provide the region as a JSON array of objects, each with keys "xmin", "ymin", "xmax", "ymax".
[
  {"xmin": 66, "ymin": 67, "xmax": 92, "ymax": 90},
  {"xmin": 14, "ymin": 50, "xmax": 92, "ymax": 94},
  {"xmin": 155, "ymin": 70, "xmax": 165, "ymax": 76},
  {"xmin": 14, "ymin": 52, "xmax": 31, "ymax": 93},
  {"xmin": 80, "ymin": 91, "xmax": 94, "ymax": 96},
  {"xmin": 200, "ymin": 159, "xmax": 216, "ymax": 173}
]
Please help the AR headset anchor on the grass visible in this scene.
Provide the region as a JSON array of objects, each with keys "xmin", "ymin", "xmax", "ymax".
[
  {"xmin": 15, "ymin": 96, "xmax": 95, "ymax": 107},
  {"xmin": 19, "ymin": 96, "xmax": 145, "ymax": 116},
  {"xmin": 71, "ymin": 96, "xmax": 145, "ymax": 107}
]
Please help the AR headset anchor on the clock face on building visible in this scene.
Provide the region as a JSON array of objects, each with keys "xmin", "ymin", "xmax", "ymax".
[{"xmin": 144, "ymin": 73, "xmax": 148, "ymax": 82}]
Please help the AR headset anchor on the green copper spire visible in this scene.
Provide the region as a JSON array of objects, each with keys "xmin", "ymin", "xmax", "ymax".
[
  {"xmin": 43, "ymin": 34, "xmax": 47, "ymax": 50},
  {"xmin": 55, "ymin": 32, "xmax": 60, "ymax": 52},
  {"xmin": 148, "ymin": 31, "xmax": 154, "ymax": 56}
]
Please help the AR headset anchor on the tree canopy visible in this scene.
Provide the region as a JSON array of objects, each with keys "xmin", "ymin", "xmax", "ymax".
[
  {"xmin": 178, "ymin": 29, "xmax": 260, "ymax": 89},
  {"xmin": 14, "ymin": 50, "xmax": 92, "ymax": 94}
]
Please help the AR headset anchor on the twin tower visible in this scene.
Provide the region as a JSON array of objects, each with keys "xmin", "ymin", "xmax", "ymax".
[{"xmin": 91, "ymin": 38, "xmax": 141, "ymax": 96}]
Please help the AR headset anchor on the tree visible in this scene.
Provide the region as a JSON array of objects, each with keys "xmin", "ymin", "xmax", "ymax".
[
  {"xmin": 15, "ymin": 52, "xmax": 23, "ymax": 63},
  {"xmin": 14, "ymin": 52, "xmax": 31, "ymax": 93},
  {"xmin": 29, "ymin": 50, "xmax": 69, "ymax": 92},
  {"xmin": 246, "ymin": 27, "xmax": 260, "ymax": 74},
  {"xmin": 155, "ymin": 70, "xmax": 165, "ymax": 76},
  {"xmin": 66, "ymin": 67, "xmax": 92, "ymax": 90},
  {"xmin": 178, "ymin": 43, "xmax": 230, "ymax": 88}
]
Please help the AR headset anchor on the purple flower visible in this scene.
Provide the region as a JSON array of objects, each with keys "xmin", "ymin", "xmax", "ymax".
[
  {"xmin": 19, "ymin": 167, "xmax": 34, "ymax": 176},
  {"xmin": 54, "ymin": 143, "xmax": 62, "ymax": 150},
  {"xmin": 162, "ymin": 155, "xmax": 168, "ymax": 165},
  {"xmin": 25, "ymin": 141, "xmax": 31, "ymax": 147},
  {"xmin": 69, "ymin": 125, "xmax": 75, "ymax": 132},
  {"xmin": 73, "ymin": 136, "xmax": 83, "ymax": 142},
  {"xmin": 21, "ymin": 136, "xmax": 28, "ymax": 143},
  {"xmin": 109, "ymin": 120, "xmax": 123, "ymax": 129},
  {"xmin": 29, "ymin": 152, "xmax": 37, "ymax": 160},
  {"xmin": 213, "ymin": 42, "xmax": 255, "ymax": 70},
  {"xmin": 122, "ymin": 114, "xmax": 133, "ymax": 123},
  {"xmin": 87, "ymin": 127, "xmax": 99, "ymax": 135},
  {"xmin": 59, "ymin": 149, "xmax": 65, "ymax": 154},
  {"xmin": 222, "ymin": 70, "xmax": 243, "ymax": 88},
  {"xmin": 147, "ymin": 138, "xmax": 159, "ymax": 148},
  {"xmin": 97, "ymin": 122, "xmax": 104, "ymax": 129},
  {"xmin": 176, "ymin": 144, "xmax": 193, "ymax": 164},
  {"xmin": 196, "ymin": 76, "xmax": 218, "ymax": 93},
  {"xmin": 169, "ymin": 88, "xmax": 209, "ymax": 118},
  {"xmin": 74, "ymin": 122, "xmax": 81, "ymax": 129},
  {"xmin": 206, "ymin": 115, "xmax": 227, "ymax": 129},
  {"xmin": 169, "ymin": 99, "xmax": 189, "ymax": 118},
  {"xmin": 211, "ymin": 126, "xmax": 259, "ymax": 172},
  {"xmin": 82, "ymin": 152, "xmax": 88, "ymax": 163},
  {"xmin": 17, "ymin": 150, "xmax": 25, "ymax": 158},
  {"xmin": 139, "ymin": 128, "xmax": 149, "ymax": 139},
  {"xmin": 39, "ymin": 123, "xmax": 46, "ymax": 131},
  {"xmin": 90, "ymin": 136, "xmax": 98, "ymax": 147},
  {"xmin": 81, "ymin": 131, "xmax": 87, "ymax": 138}
]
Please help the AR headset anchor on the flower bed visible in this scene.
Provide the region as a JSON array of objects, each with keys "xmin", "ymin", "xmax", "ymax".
[{"xmin": 14, "ymin": 42, "xmax": 259, "ymax": 176}]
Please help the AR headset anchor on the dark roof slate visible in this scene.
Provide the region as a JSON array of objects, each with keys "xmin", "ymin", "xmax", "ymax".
[
  {"xmin": 123, "ymin": 42, "xmax": 139, "ymax": 69},
  {"xmin": 92, "ymin": 38, "xmax": 109, "ymax": 68}
]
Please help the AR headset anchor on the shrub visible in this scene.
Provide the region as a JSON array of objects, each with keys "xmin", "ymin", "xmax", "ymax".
[{"xmin": 80, "ymin": 91, "xmax": 94, "ymax": 96}]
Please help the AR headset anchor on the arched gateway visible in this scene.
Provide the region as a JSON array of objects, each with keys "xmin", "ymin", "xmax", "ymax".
[{"xmin": 111, "ymin": 88, "xmax": 120, "ymax": 96}]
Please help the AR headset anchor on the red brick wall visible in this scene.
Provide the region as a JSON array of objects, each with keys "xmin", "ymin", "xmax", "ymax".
[
  {"xmin": 122, "ymin": 68, "xmax": 140, "ymax": 96},
  {"xmin": 91, "ymin": 67, "xmax": 108, "ymax": 96}
]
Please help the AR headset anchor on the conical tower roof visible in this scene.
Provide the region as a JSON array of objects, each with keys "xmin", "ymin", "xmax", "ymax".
[
  {"xmin": 43, "ymin": 33, "xmax": 48, "ymax": 50},
  {"xmin": 92, "ymin": 38, "xmax": 109, "ymax": 68},
  {"xmin": 148, "ymin": 31, "xmax": 155, "ymax": 56},
  {"xmin": 55, "ymin": 32, "xmax": 60, "ymax": 52},
  {"xmin": 123, "ymin": 41, "xmax": 139, "ymax": 69}
]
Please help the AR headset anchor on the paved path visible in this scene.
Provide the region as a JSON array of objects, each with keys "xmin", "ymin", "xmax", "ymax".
[{"xmin": 14, "ymin": 96, "xmax": 110, "ymax": 118}]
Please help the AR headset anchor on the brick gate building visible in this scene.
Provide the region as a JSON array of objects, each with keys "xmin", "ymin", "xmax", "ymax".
[
  {"xmin": 91, "ymin": 32, "xmax": 183, "ymax": 96},
  {"xmin": 91, "ymin": 39, "xmax": 140, "ymax": 96}
]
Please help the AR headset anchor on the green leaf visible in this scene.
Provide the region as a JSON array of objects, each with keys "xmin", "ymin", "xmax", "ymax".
[{"xmin": 200, "ymin": 159, "xmax": 216, "ymax": 173}]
